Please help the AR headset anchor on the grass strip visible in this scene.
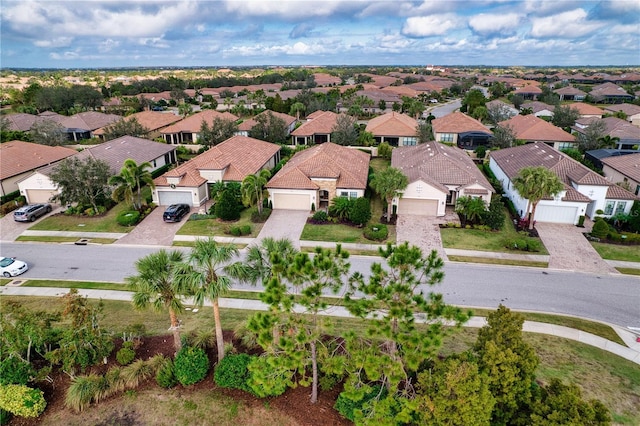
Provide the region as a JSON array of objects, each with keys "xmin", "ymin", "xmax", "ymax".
[
  {"xmin": 615, "ymin": 267, "xmax": 640, "ymax": 276},
  {"xmin": 16, "ymin": 236, "xmax": 118, "ymax": 244},
  {"xmin": 172, "ymin": 241, "xmax": 247, "ymax": 249},
  {"xmin": 447, "ymin": 255, "xmax": 548, "ymax": 268}
]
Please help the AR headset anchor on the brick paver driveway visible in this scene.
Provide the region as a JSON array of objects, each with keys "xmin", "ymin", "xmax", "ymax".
[
  {"xmin": 116, "ymin": 206, "xmax": 194, "ymax": 246},
  {"xmin": 534, "ymin": 222, "xmax": 617, "ymax": 275},
  {"xmin": 255, "ymin": 209, "xmax": 309, "ymax": 248},
  {"xmin": 396, "ymin": 214, "xmax": 448, "ymax": 260}
]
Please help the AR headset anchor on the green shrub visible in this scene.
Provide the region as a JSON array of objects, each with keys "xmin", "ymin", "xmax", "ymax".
[
  {"xmin": 155, "ymin": 359, "xmax": 177, "ymax": 389},
  {"xmin": 215, "ymin": 189, "xmax": 242, "ymax": 221},
  {"xmin": 363, "ymin": 223, "xmax": 388, "ymax": 241},
  {"xmin": 0, "ymin": 358, "xmax": 35, "ymax": 385},
  {"xmin": 229, "ymin": 226, "xmax": 242, "ymax": 236},
  {"xmin": 116, "ymin": 210, "xmax": 141, "ymax": 226},
  {"xmin": 247, "ymin": 356, "xmax": 291, "ymax": 398},
  {"xmin": 65, "ymin": 374, "xmax": 109, "ymax": 412},
  {"xmin": 0, "ymin": 408, "xmax": 11, "ymax": 425},
  {"xmin": 240, "ymin": 224, "xmax": 251, "ymax": 235},
  {"xmin": 250, "ymin": 207, "xmax": 271, "ymax": 223},
  {"xmin": 312, "ymin": 210, "xmax": 328, "ymax": 223},
  {"xmin": 482, "ymin": 197, "xmax": 506, "ymax": 230},
  {"xmin": 116, "ymin": 348, "xmax": 136, "ymax": 366},
  {"xmin": 349, "ymin": 197, "xmax": 371, "ymax": 226},
  {"xmin": 0, "ymin": 384, "xmax": 47, "ymax": 418},
  {"xmin": 174, "ymin": 346, "xmax": 209, "ymax": 386},
  {"xmin": 577, "ymin": 215, "xmax": 585, "ymax": 227},
  {"xmin": 377, "ymin": 142, "xmax": 392, "ymax": 159},
  {"xmin": 591, "ymin": 219, "xmax": 610, "ymax": 239},
  {"xmin": 214, "ymin": 353, "xmax": 254, "ymax": 393},
  {"xmin": 474, "ymin": 145, "xmax": 487, "ymax": 159},
  {"xmin": 0, "ymin": 199, "xmax": 25, "ymax": 215},
  {"xmin": 334, "ymin": 385, "xmax": 385, "ymax": 422}
]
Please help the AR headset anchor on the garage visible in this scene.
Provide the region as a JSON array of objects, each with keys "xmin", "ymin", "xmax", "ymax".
[
  {"xmin": 158, "ymin": 190, "xmax": 193, "ymax": 206},
  {"xmin": 534, "ymin": 205, "xmax": 578, "ymax": 224},
  {"xmin": 397, "ymin": 198, "xmax": 438, "ymax": 216},
  {"xmin": 273, "ymin": 193, "xmax": 310, "ymax": 210},
  {"xmin": 25, "ymin": 189, "xmax": 58, "ymax": 204}
]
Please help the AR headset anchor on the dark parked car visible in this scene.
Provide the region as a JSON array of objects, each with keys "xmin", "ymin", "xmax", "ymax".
[
  {"xmin": 163, "ymin": 204, "xmax": 190, "ymax": 223},
  {"xmin": 13, "ymin": 203, "xmax": 52, "ymax": 222}
]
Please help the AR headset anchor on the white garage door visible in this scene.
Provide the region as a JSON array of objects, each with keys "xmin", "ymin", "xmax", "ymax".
[
  {"xmin": 398, "ymin": 198, "xmax": 438, "ymax": 216},
  {"xmin": 158, "ymin": 191, "xmax": 193, "ymax": 206},
  {"xmin": 534, "ymin": 205, "xmax": 578, "ymax": 224},
  {"xmin": 273, "ymin": 193, "xmax": 310, "ymax": 210},
  {"xmin": 25, "ymin": 189, "xmax": 58, "ymax": 204}
]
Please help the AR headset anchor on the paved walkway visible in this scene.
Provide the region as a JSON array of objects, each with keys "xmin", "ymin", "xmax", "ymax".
[
  {"xmin": 254, "ymin": 209, "xmax": 310, "ymax": 249},
  {"xmin": 116, "ymin": 206, "xmax": 192, "ymax": 246},
  {"xmin": 2, "ymin": 285, "xmax": 638, "ymax": 365}
]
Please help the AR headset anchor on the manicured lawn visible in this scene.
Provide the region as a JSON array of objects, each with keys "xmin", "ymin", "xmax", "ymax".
[
  {"xmin": 22, "ymin": 280, "xmax": 130, "ymax": 291},
  {"xmin": 15, "ymin": 236, "xmax": 118, "ymax": 244},
  {"xmin": 440, "ymin": 210, "xmax": 548, "ymax": 255},
  {"xmin": 591, "ymin": 241, "xmax": 640, "ymax": 262},
  {"xmin": 615, "ymin": 267, "xmax": 640, "ymax": 276},
  {"xmin": 447, "ymin": 255, "xmax": 548, "ymax": 269},
  {"xmin": 300, "ymin": 221, "xmax": 395, "ymax": 245},
  {"xmin": 176, "ymin": 208, "xmax": 265, "ymax": 238},
  {"xmin": 29, "ymin": 202, "xmax": 134, "ymax": 233}
]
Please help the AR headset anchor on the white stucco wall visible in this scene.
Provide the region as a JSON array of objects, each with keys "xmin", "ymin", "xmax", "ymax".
[
  {"xmin": 267, "ymin": 188, "xmax": 316, "ymax": 209},
  {"xmin": 395, "ymin": 180, "xmax": 447, "ymax": 216},
  {"xmin": 572, "ymin": 183, "xmax": 608, "ymax": 218}
]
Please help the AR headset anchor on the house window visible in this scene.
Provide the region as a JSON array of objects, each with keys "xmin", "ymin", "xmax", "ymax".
[
  {"xmin": 350, "ymin": 191, "xmax": 357, "ymax": 198},
  {"xmin": 340, "ymin": 191, "xmax": 348, "ymax": 197},
  {"xmin": 614, "ymin": 201, "xmax": 627, "ymax": 215},
  {"xmin": 604, "ymin": 201, "xmax": 615, "ymax": 215},
  {"xmin": 440, "ymin": 133, "xmax": 454, "ymax": 142},
  {"xmin": 635, "ymin": 184, "xmax": 640, "ymax": 196},
  {"xmin": 557, "ymin": 142, "xmax": 574, "ymax": 150},
  {"xmin": 403, "ymin": 137, "xmax": 417, "ymax": 146}
]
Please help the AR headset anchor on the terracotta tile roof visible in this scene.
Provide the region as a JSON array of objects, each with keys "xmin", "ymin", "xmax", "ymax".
[
  {"xmin": 601, "ymin": 153, "xmax": 640, "ymax": 182},
  {"xmin": 591, "ymin": 82, "xmax": 631, "ymax": 97},
  {"xmin": 57, "ymin": 111, "xmax": 121, "ymax": 131},
  {"xmin": 267, "ymin": 142, "xmax": 369, "ymax": 190},
  {"xmin": 291, "ymin": 111, "xmax": 338, "ymax": 136},
  {"xmin": 3, "ymin": 113, "xmax": 40, "ymax": 131},
  {"xmin": 514, "ymin": 85, "xmax": 543, "ymax": 94},
  {"xmin": 0, "ymin": 140, "xmax": 76, "ymax": 180},
  {"xmin": 607, "ymin": 184, "xmax": 638, "ymax": 200},
  {"xmin": 521, "ymin": 101, "xmax": 555, "ymax": 114},
  {"xmin": 391, "ymin": 142, "xmax": 493, "ymax": 192},
  {"xmin": 432, "ymin": 112, "xmax": 492, "ymax": 135},
  {"xmin": 155, "ymin": 136, "xmax": 280, "ymax": 187},
  {"xmin": 237, "ymin": 118, "xmax": 257, "ymax": 132},
  {"xmin": 161, "ymin": 110, "xmax": 239, "ymax": 134},
  {"xmin": 93, "ymin": 111, "xmax": 182, "ymax": 136},
  {"xmin": 601, "ymin": 117, "xmax": 640, "ymax": 140},
  {"xmin": 358, "ymin": 73, "xmax": 399, "ymax": 88},
  {"xmin": 553, "ymin": 86, "xmax": 587, "ymax": 96},
  {"xmin": 499, "ymin": 115, "xmax": 575, "ymax": 142},
  {"xmin": 567, "ymin": 103, "xmax": 603, "ymax": 116},
  {"xmin": 74, "ymin": 136, "xmax": 176, "ymax": 174},
  {"xmin": 313, "ymin": 73, "xmax": 342, "ymax": 86},
  {"xmin": 366, "ymin": 112, "xmax": 418, "ymax": 137},
  {"xmin": 604, "ymin": 103, "xmax": 640, "ymax": 116},
  {"xmin": 380, "ymin": 86, "xmax": 419, "ymax": 98}
]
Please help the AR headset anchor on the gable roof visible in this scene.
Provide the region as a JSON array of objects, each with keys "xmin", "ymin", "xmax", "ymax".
[
  {"xmin": 291, "ymin": 111, "xmax": 338, "ymax": 136},
  {"xmin": 521, "ymin": 101, "xmax": 555, "ymax": 114},
  {"xmin": 431, "ymin": 112, "xmax": 492, "ymax": 135},
  {"xmin": 365, "ymin": 112, "xmax": 418, "ymax": 137},
  {"xmin": 391, "ymin": 142, "xmax": 493, "ymax": 192},
  {"xmin": 514, "ymin": 84, "xmax": 543, "ymax": 94},
  {"xmin": 601, "ymin": 153, "xmax": 640, "ymax": 182},
  {"xmin": 499, "ymin": 114, "xmax": 575, "ymax": 142},
  {"xmin": 161, "ymin": 110, "xmax": 239, "ymax": 134},
  {"xmin": 600, "ymin": 117, "xmax": 640, "ymax": 141},
  {"xmin": 603, "ymin": 103, "xmax": 640, "ymax": 116},
  {"xmin": 3, "ymin": 113, "xmax": 40, "ymax": 132},
  {"xmin": 553, "ymin": 86, "xmax": 587, "ymax": 96},
  {"xmin": 56, "ymin": 111, "xmax": 121, "ymax": 131},
  {"xmin": 567, "ymin": 102, "xmax": 604, "ymax": 116},
  {"xmin": 255, "ymin": 110, "xmax": 297, "ymax": 127},
  {"xmin": 0, "ymin": 140, "xmax": 77, "ymax": 180},
  {"xmin": 267, "ymin": 142, "xmax": 369, "ymax": 190},
  {"xmin": 155, "ymin": 135, "xmax": 280, "ymax": 187},
  {"xmin": 93, "ymin": 111, "xmax": 182, "ymax": 136},
  {"xmin": 591, "ymin": 82, "xmax": 633, "ymax": 98}
]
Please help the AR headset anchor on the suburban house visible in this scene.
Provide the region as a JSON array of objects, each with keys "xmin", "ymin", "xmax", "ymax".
[
  {"xmin": 52, "ymin": 111, "xmax": 121, "ymax": 141},
  {"xmin": 521, "ymin": 101, "xmax": 555, "ymax": 120},
  {"xmin": 391, "ymin": 142, "xmax": 494, "ymax": 217},
  {"xmin": 431, "ymin": 112, "xmax": 493, "ymax": 150},
  {"xmin": 266, "ymin": 142, "xmax": 369, "ymax": 211},
  {"xmin": 3, "ymin": 113, "xmax": 40, "ymax": 132},
  {"xmin": 93, "ymin": 111, "xmax": 182, "ymax": 140},
  {"xmin": 485, "ymin": 100, "xmax": 518, "ymax": 120},
  {"xmin": 567, "ymin": 102, "xmax": 604, "ymax": 119},
  {"xmin": 553, "ymin": 85, "xmax": 587, "ymax": 101},
  {"xmin": 235, "ymin": 110, "xmax": 297, "ymax": 137},
  {"xmin": 589, "ymin": 82, "xmax": 635, "ymax": 104},
  {"xmin": 601, "ymin": 153, "xmax": 640, "ymax": 196},
  {"xmin": 290, "ymin": 111, "xmax": 339, "ymax": 145},
  {"xmin": 0, "ymin": 141, "xmax": 76, "ymax": 199},
  {"xmin": 573, "ymin": 117, "xmax": 640, "ymax": 150},
  {"xmin": 585, "ymin": 149, "xmax": 639, "ymax": 170},
  {"xmin": 17, "ymin": 136, "xmax": 177, "ymax": 204},
  {"xmin": 153, "ymin": 135, "xmax": 280, "ymax": 207},
  {"xmin": 365, "ymin": 112, "xmax": 419, "ymax": 146},
  {"xmin": 513, "ymin": 84, "xmax": 542, "ymax": 100},
  {"xmin": 499, "ymin": 114, "xmax": 576, "ymax": 150},
  {"xmin": 489, "ymin": 143, "xmax": 638, "ymax": 224},
  {"xmin": 160, "ymin": 110, "xmax": 239, "ymax": 144},
  {"xmin": 603, "ymin": 104, "xmax": 640, "ymax": 127}
]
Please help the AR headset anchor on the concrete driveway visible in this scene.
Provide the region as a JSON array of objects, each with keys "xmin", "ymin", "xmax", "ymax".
[
  {"xmin": 396, "ymin": 214, "xmax": 449, "ymax": 260},
  {"xmin": 255, "ymin": 209, "xmax": 309, "ymax": 248},
  {"xmin": 115, "ymin": 206, "xmax": 194, "ymax": 247},
  {"xmin": 535, "ymin": 222, "xmax": 618, "ymax": 275},
  {"xmin": 0, "ymin": 205, "xmax": 61, "ymax": 243}
]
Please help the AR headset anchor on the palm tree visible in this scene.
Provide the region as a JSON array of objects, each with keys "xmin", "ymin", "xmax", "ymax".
[
  {"xmin": 455, "ymin": 196, "xmax": 487, "ymax": 226},
  {"xmin": 512, "ymin": 166, "xmax": 564, "ymax": 230},
  {"xmin": 109, "ymin": 159, "xmax": 155, "ymax": 210},
  {"xmin": 176, "ymin": 239, "xmax": 244, "ymax": 362},
  {"xmin": 597, "ymin": 135, "xmax": 620, "ymax": 149},
  {"xmin": 127, "ymin": 250, "xmax": 188, "ymax": 352},
  {"xmin": 241, "ymin": 169, "xmax": 271, "ymax": 215},
  {"xmin": 370, "ymin": 167, "xmax": 409, "ymax": 223},
  {"xmin": 289, "ymin": 102, "xmax": 306, "ymax": 120}
]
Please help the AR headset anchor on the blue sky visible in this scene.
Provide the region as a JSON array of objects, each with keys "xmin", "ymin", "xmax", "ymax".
[{"xmin": 1, "ymin": 0, "xmax": 639, "ymax": 69}]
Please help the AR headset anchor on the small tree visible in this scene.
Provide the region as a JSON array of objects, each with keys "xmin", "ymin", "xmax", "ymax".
[
  {"xmin": 199, "ymin": 117, "xmax": 238, "ymax": 148},
  {"xmin": 455, "ymin": 196, "xmax": 487, "ymax": 227},
  {"xmin": 531, "ymin": 378, "xmax": 611, "ymax": 425},
  {"xmin": 416, "ymin": 121, "xmax": 433, "ymax": 144},
  {"xmin": 576, "ymin": 119, "xmax": 606, "ymax": 152},
  {"xmin": 377, "ymin": 141, "xmax": 392, "ymax": 160},
  {"xmin": 30, "ymin": 119, "xmax": 67, "ymax": 146},
  {"xmin": 369, "ymin": 167, "xmax": 408, "ymax": 223},
  {"xmin": 102, "ymin": 117, "xmax": 149, "ymax": 140},
  {"xmin": 249, "ymin": 111, "xmax": 288, "ymax": 143},
  {"xmin": 50, "ymin": 157, "xmax": 112, "ymax": 214},
  {"xmin": 512, "ymin": 167, "xmax": 564, "ymax": 230},
  {"xmin": 348, "ymin": 197, "xmax": 371, "ymax": 226},
  {"xmin": 491, "ymin": 124, "xmax": 517, "ymax": 149},
  {"xmin": 109, "ymin": 159, "xmax": 154, "ymax": 210},
  {"xmin": 331, "ymin": 114, "xmax": 358, "ymax": 146},
  {"xmin": 215, "ymin": 185, "xmax": 242, "ymax": 221},
  {"xmin": 241, "ymin": 169, "xmax": 271, "ymax": 215},
  {"xmin": 551, "ymin": 104, "xmax": 580, "ymax": 131}
]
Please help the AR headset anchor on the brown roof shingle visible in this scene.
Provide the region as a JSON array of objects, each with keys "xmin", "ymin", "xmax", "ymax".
[
  {"xmin": 161, "ymin": 110, "xmax": 239, "ymax": 134},
  {"xmin": 432, "ymin": 112, "xmax": 492, "ymax": 135},
  {"xmin": 291, "ymin": 111, "xmax": 339, "ymax": 136},
  {"xmin": 601, "ymin": 153, "xmax": 640, "ymax": 182},
  {"xmin": 366, "ymin": 112, "xmax": 418, "ymax": 137},
  {"xmin": 94, "ymin": 111, "xmax": 182, "ymax": 135},
  {"xmin": 0, "ymin": 141, "xmax": 76, "ymax": 180},
  {"xmin": 499, "ymin": 115, "xmax": 575, "ymax": 143}
]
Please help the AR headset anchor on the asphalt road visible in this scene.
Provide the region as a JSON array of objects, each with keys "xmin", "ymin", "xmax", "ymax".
[{"xmin": 3, "ymin": 242, "xmax": 639, "ymax": 329}]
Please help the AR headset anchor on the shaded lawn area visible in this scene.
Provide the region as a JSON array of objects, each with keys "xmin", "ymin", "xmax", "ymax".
[
  {"xmin": 591, "ymin": 241, "xmax": 640, "ymax": 262},
  {"xmin": 29, "ymin": 201, "xmax": 134, "ymax": 233},
  {"xmin": 176, "ymin": 208, "xmax": 265, "ymax": 238},
  {"xmin": 440, "ymin": 210, "xmax": 548, "ymax": 255}
]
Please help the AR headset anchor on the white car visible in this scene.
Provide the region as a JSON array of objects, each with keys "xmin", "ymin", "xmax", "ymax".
[{"xmin": 0, "ymin": 257, "xmax": 28, "ymax": 278}]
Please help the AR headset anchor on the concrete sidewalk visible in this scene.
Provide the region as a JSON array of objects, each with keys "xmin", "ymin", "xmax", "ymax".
[{"xmin": 2, "ymin": 285, "xmax": 638, "ymax": 365}]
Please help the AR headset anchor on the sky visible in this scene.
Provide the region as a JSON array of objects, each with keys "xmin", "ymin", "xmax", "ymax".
[{"xmin": 1, "ymin": 0, "xmax": 639, "ymax": 69}]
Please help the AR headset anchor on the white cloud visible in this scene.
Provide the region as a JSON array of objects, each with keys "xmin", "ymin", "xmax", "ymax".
[
  {"xmin": 222, "ymin": 0, "xmax": 358, "ymax": 19},
  {"xmin": 402, "ymin": 14, "xmax": 458, "ymax": 37},
  {"xmin": 531, "ymin": 9, "xmax": 604, "ymax": 38},
  {"xmin": 524, "ymin": 0, "xmax": 583, "ymax": 16},
  {"xmin": 34, "ymin": 37, "xmax": 73, "ymax": 48},
  {"xmin": 468, "ymin": 13, "xmax": 523, "ymax": 36}
]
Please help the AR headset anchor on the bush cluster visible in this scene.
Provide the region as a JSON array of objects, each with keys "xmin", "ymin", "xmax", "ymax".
[
  {"xmin": 116, "ymin": 210, "xmax": 141, "ymax": 227},
  {"xmin": 116, "ymin": 342, "xmax": 136, "ymax": 366},
  {"xmin": 173, "ymin": 347, "xmax": 209, "ymax": 386},
  {"xmin": 0, "ymin": 384, "xmax": 46, "ymax": 418},
  {"xmin": 250, "ymin": 207, "xmax": 272, "ymax": 223},
  {"xmin": 504, "ymin": 236, "xmax": 541, "ymax": 252},
  {"xmin": 155, "ymin": 359, "xmax": 177, "ymax": 389},
  {"xmin": 363, "ymin": 223, "xmax": 388, "ymax": 241},
  {"xmin": 214, "ymin": 353, "xmax": 254, "ymax": 393},
  {"xmin": 0, "ymin": 358, "xmax": 35, "ymax": 386},
  {"xmin": 591, "ymin": 219, "xmax": 610, "ymax": 240},
  {"xmin": 311, "ymin": 210, "xmax": 328, "ymax": 223},
  {"xmin": 334, "ymin": 385, "xmax": 385, "ymax": 422},
  {"xmin": 228, "ymin": 224, "xmax": 252, "ymax": 236}
]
